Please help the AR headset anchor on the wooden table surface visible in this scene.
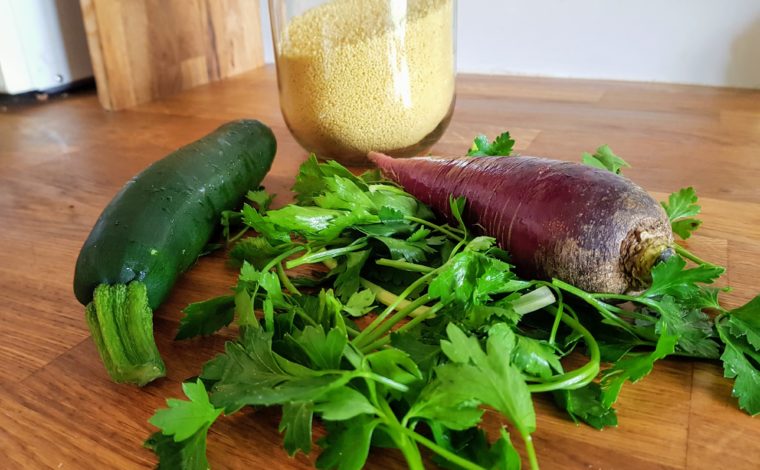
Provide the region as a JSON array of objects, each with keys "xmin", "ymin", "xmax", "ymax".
[{"xmin": 1, "ymin": 65, "xmax": 759, "ymax": 469}]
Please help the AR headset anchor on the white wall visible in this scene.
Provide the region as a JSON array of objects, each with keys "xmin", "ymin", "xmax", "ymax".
[{"xmin": 260, "ymin": 0, "xmax": 760, "ymax": 89}]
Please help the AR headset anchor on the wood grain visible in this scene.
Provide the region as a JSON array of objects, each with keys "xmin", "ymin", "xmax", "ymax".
[
  {"xmin": 79, "ymin": 0, "xmax": 265, "ymax": 110},
  {"xmin": 1, "ymin": 66, "xmax": 759, "ymax": 469}
]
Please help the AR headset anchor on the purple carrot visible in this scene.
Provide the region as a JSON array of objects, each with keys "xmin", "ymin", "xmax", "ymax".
[{"xmin": 369, "ymin": 152, "xmax": 673, "ymax": 294}]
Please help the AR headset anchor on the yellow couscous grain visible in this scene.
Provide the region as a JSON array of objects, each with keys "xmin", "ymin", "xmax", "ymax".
[{"xmin": 275, "ymin": 0, "xmax": 455, "ymax": 163}]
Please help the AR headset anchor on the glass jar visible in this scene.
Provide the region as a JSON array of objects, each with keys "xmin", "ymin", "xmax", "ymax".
[{"xmin": 269, "ymin": 0, "xmax": 457, "ymax": 165}]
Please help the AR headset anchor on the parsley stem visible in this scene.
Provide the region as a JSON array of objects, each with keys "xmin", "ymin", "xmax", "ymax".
[
  {"xmin": 364, "ymin": 373, "xmax": 380, "ymax": 406},
  {"xmin": 404, "ymin": 216, "xmax": 465, "ymax": 241},
  {"xmin": 360, "ymin": 302, "xmax": 443, "ymax": 353},
  {"xmin": 589, "ymin": 292, "xmax": 636, "ymax": 302},
  {"xmin": 355, "ymin": 294, "xmax": 433, "ymax": 349},
  {"xmin": 376, "ymin": 398, "xmax": 425, "ymax": 470},
  {"xmin": 285, "ymin": 241, "xmax": 368, "ymax": 269},
  {"xmin": 354, "ymin": 268, "xmax": 441, "ymax": 345},
  {"xmin": 589, "ymin": 293, "xmax": 653, "ymax": 317},
  {"xmin": 227, "ymin": 226, "xmax": 249, "ymax": 245},
  {"xmin": 522, "ymin": 434, "xmax": 540, "ymax": 470},
  {"xmin": 512, "ymin": 286, "xmax": 557, "ymax": 315},
  {"xmin": 375, "ymin": 258, "xmax": 435, "ymax": 273},
  {"xmin": 293, "ymin": 308, "xmax": 319, "ymax": 327},
  {"xmin": 397, "ymin": 427, "xmax": 486, "ymax": 470},
  {"xmin": 277, "ymin": 263, "xmax": 300, "ymax": 296},
  {"xmin": 527, "ymin": 281, "xmax": 564, "ymax": 345},
  {"xmin": 528, "ymin": 310, "xmax": 600, "ymax": 393},
  {"xmin": 549, "ymin": 291, "xmax": 564, "ymax": 346},
  {"xmin": 250, "ymin": 246, "xmax": 306, "ymax": 329},
  {"xmin": 588, "ymin": 293, "xmax": 673, "ymax": 340},
  {"xmin": 262, "ymin": 246, "xmax": 306, "ymax": 273},
  {"xmin": 552, "ymin": 279, "xmax": 640, "ymax": 337},
  {"xmin": 448, "ymin": 239, "xmax": 467, "ymax": 260},
  {"xmin": 360, "ymin": 278, "xmax": 432, "ymax": 318},
  {"xmin": 675, "ymin": 244, "xmax": 715, "ymax": 266},
  {"xmin": 355, "ymin": 371, "xmax": 409, "ymax": 392},
  {"xmin": 395, "ymin": 434, "xmax": 425, "ymax": 470},
  {"xmin": 345, "ymin": 326, "xmax": 360, "ymax": 338}
]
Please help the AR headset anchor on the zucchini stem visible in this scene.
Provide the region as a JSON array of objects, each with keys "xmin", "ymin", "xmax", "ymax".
[{"xmin": 85, "ymin": 282, "xmax": 166, "ymax": 386}]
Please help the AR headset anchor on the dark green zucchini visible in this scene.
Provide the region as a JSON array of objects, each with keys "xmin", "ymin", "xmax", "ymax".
[{"xmin": 74, "ymin": 119, "xmax": 276, "ymax": 385}]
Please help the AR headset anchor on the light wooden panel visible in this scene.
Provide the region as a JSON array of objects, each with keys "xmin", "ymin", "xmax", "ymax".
[{"xmin": 80, "ymin": 0, "xmax": 265, "ymax": 110}]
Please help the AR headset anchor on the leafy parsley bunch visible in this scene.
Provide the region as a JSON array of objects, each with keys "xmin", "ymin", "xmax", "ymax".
[{"xmin": 146, "ymin": 137, "xmax": 760, "ymax": 470}]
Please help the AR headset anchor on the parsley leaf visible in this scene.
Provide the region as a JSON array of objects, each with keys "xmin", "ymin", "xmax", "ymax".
[
  {"xmin": 725, "ymin": 296, "xmax": 760, "ymax": 350},
  {"xmin": 292, "ymin": 154, "xmax": 366, "ymax": 205},
  {"xmin": 466, "ymin": 132, "xmax": 515, "ymax": 157},
  {"xmin": 643, "ymin": 255, "xmax": 724, "ymax": 301},
  {"xmin": 661, "ymin": 187, "xmax": 702, "ymax": 239},
  {"xmin": 176, "ymin": 295, "xmax": 235, "ymax": 340},
  {"xmin": 144, "ymin": 430, "xmax": 210, "ymax": 470},
  {"xmin": 149, "ymin": 379, "xmax": 223, "ymax": 441},
  {"xmin": 581, "ymin": 145, "xmax": 630, "ymax": 174},
  {"xmin": 373, "ymin": 235, "xmax": 435, "ymax": 263},
  {"xmin": 242, "ymin": 203, "xmax": 290, "ymax": 243},
  {"xmin": 449, "ymin": 195, "xmax": 467, "ymax": 233},
  {"xmin": 365, "ymin": 348, "xmax": 423, "ymax": 389},
  {"xmin": 429, "ymin": 423, "xmax": 522, "ymax": 470},
  {"xmin": 266, "ymin": 205, "xmax": 371, "ymax": 242},
  {"xmin": 378, "ymin": 206, "xmax": 405, "ymax": 222},
  {"xmin": 342, "ymin": 288, "xmax": 375, "ymax": 317},
  {"xmin": 334, "ymin": 251, "xmax": 371, "ymax": 301},
  {"xmin": 512, "ymin": 336, "xmax": 563, "ymax": 379},
  {"xmin": 718, "ymin": 296, "xmax": 760, "ymax": 415},
  {"xmin": 436, "ymin": 323, "xmax": 536, "ymax": 437},
  {"xmin": 246, "ymin": 189, "xmax": 275, "ymax": 212},
  {"xmin": 315, "ymin": 176, "xmax": 377, "ymax": 213},
  {"xmin": 316, "ymin": 416, "xmax": 379, "ymax": 470},
  {"xmin": 600, "ymin": 331, "xmax": 677, "ymax": 408},
  {"xmin": 718, "ymin": 326, "xmax": 760, "ymax": 416},
  {"xmin": 204, "ymin": 328, "xmax": 352, "ymax": 413},
  {"xmin": 406, "ymin": 372, "xmax": 484, "ymax": 430},
  {"xmin": 145, "ymin": 379, "xmax": 222, "ymax": 469},
  {"xmin": 654, "ymin": 297, "xmax": 720, "ymax": 359},
  {"xmin": 287, "ymin": 325, "xmax": 347, "ymax": 370},
  {"xmin": 719, "ymin": 341, "xmax": 760, "ymax": 416},
  {"xmin": 671, "ymin": 219, "xmax": 703, "ymax": 240},
  {"xmin": 554, "ymin": 383, "xmax": 618, "ymax": 430},
  {"xmin": 429, "ymin": 250, "xmax": 517, "ymax": 308},
  {"xmin": 230, "ymin": 236, "xmax": 290, "ymax": 269},
  {"xmin": 279, "ymin": 401, "xmax": 314, "ymax": 455},
  {"xmin": 390, "ymin": 333, "xmax": 441, "ymax": 377},
  {"xmin": 313, "ymin": 387, "xmax": 376, "ymax": 421}
]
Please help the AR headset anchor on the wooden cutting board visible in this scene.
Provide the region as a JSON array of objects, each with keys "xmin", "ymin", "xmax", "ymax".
[{"xmin": 0, "ymin": 66, "xmax": 758, "ymax": 469}]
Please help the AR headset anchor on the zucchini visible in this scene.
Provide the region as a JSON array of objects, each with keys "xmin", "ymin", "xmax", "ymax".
[{"xmin": 74, "ymin": 119, "xmax": 277, "ymax": 385}]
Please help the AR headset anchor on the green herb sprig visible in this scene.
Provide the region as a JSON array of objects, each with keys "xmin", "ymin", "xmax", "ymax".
[{"xmin": 147, "ymin": 138, "xmax": 760, "ymax": 470}]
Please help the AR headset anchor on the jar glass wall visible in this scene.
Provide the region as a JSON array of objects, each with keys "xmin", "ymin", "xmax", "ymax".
[{"xmin": 269, "ymin": 0, "xmax": 457, "ymax": 165}]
